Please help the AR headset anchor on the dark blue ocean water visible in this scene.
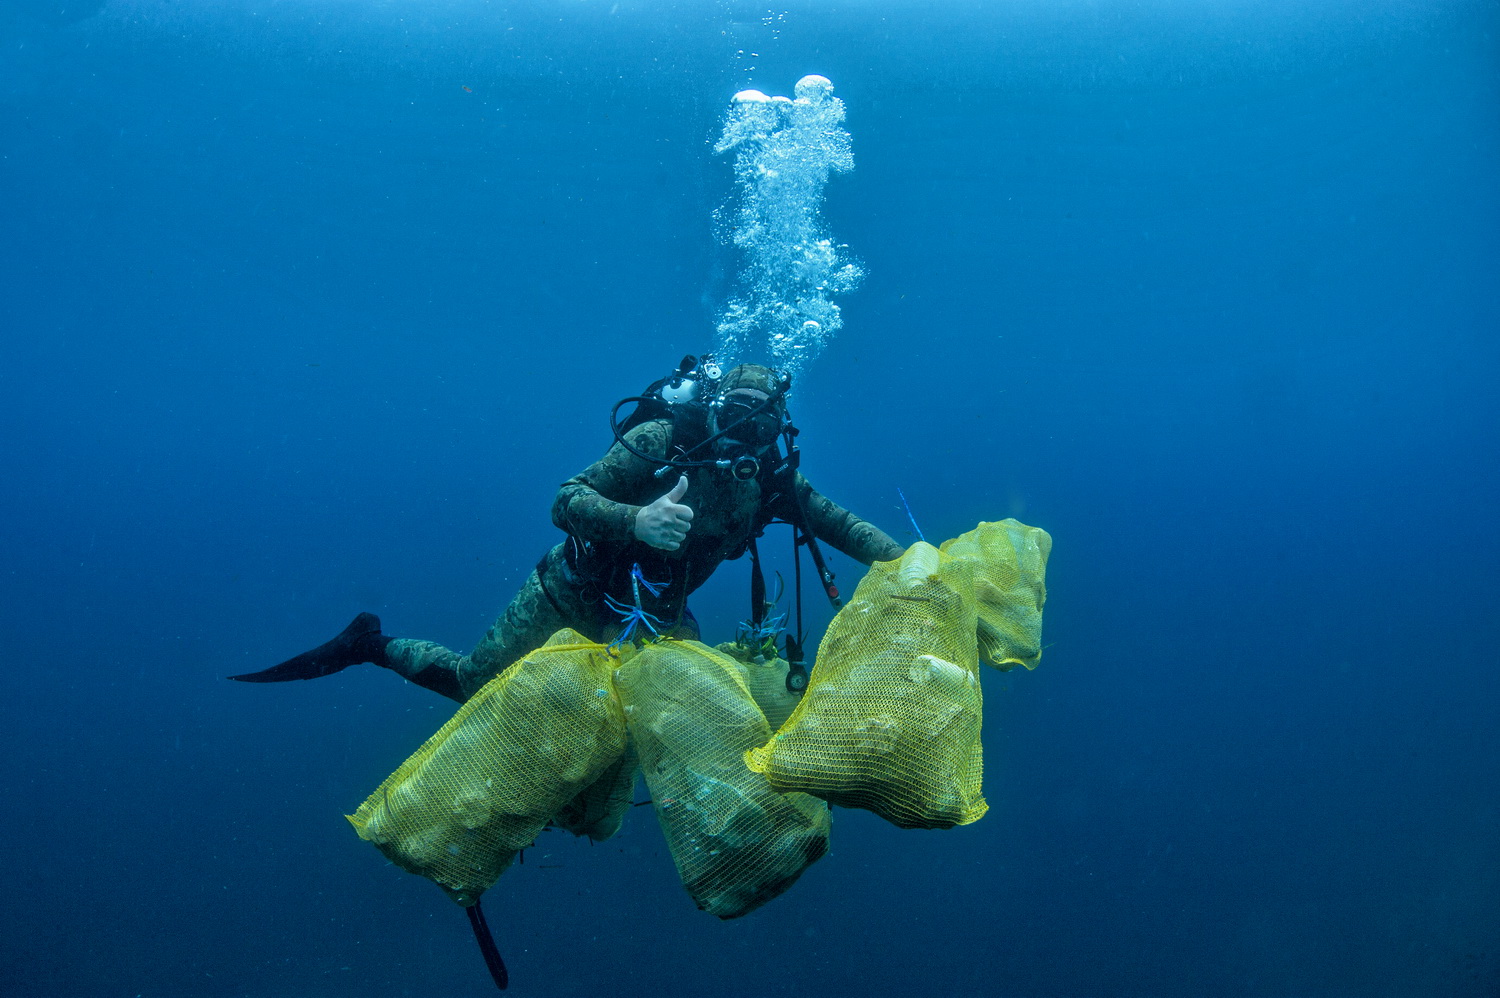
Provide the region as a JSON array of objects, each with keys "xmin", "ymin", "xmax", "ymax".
[{"xmin": 3, "ymin": 2, "xmax": 1497, "ymax": 995}]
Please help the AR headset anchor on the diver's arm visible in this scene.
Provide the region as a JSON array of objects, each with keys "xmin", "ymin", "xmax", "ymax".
[
  {"xmin": 785, "ymin": 472, "xmax": 907, "ymax": 565},
  {"xmin": 551, "ymin": 420, "xmax": 675, "ymax": 546}
]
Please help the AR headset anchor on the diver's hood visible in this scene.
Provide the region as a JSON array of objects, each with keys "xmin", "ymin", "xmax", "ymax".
[{"xmin": 719, "ymin": 363, "xmax": 786, "ymax": 399}]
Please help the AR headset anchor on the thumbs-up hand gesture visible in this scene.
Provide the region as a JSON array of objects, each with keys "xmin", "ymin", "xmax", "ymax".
[{"xmin": 634, "ymin": 475, "xmax": 694, "ymax": 551}]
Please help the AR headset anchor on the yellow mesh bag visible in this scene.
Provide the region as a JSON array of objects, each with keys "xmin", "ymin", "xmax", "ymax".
[
  {"xmin": 714, "ymin": 641, "xmax": 804, "ymax": 731},
  {"xmin": 614, "ymin": 640, "xmax": 831, "ymax": 919},
  {"xmin": 745, "ymin": 519, "xmax": 1051, "ymax": 830},
  {"xmin": 551, "ymin": 744, "xmax": 640, "ymax": 842},
  {"xmin": 347, "ymin": 628, "xmax": 627, "ymax": 905},
  {"xmin": 942, "ymin": 519, "xmax": 1051, "ymax": 671}
]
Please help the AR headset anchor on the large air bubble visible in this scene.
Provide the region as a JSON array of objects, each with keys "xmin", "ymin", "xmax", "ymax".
[{"xmin": 713, "ymin": 75, "xmax": 864, "ymax": 381}]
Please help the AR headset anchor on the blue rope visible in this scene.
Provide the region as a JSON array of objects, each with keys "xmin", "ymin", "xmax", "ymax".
[{"xmin": 605, "ymin": 563, "xmax": 671, "ymax": 648}]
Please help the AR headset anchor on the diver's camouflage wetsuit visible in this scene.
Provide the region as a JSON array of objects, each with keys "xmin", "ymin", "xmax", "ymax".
[{"xmin": 386, "ymin": 417, "xmax": 904, "ymax": 702}]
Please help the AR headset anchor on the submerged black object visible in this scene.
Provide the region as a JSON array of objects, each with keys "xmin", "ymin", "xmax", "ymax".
[
  {"xmin": 227, "ymin": 611, "xmax": 388, "ymax": 683},
  {"xmin": 466, "ymin": 899, "xmax": 510, "ymax": 991}
]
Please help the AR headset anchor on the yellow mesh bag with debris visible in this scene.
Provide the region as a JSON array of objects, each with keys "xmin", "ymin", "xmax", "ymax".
[
  {"xmin": 614, "ymin": 640, "xmax": 831, "ymax": 919},
  {"xmin": 744, "ymin": 519, "xmax": 1050, "ymax": 830},
  {"xmin": 347, "ymin": 628, "xmax": 627, "ymax": 906},
  {"xmin": 551, "ymin": 744, "xmax": 640, "ymax": 842},
  {"xmin": 714, "ymin": 641, "xmax": 804, "ymax": 730},
  {"xmin": 942, "ymin": 519, "xmax": 1051, "ymax": 671}
]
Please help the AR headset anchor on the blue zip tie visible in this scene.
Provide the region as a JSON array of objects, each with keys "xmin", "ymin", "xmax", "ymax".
[{"xmin": 897, "ymin": 486, "xmax": 926, "ymax": 543}]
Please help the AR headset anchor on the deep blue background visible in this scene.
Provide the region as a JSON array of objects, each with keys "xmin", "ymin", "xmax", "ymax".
[{"xmin": 3, "ymin": 2, "xmax": 1497, "ymax": 996}]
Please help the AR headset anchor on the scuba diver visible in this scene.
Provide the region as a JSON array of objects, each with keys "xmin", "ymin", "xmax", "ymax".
[{"xmin": 231, "ymin": 356, "xmax": 906, "ymax": 703}]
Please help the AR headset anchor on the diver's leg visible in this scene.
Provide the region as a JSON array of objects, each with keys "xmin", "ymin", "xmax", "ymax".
[
  {"xmin": 233, "ymin": 550, "xmax": 596, "ymax": 703},
  {"xmin": 229, "ymin": 611, "xmax": 468, "ymax": 699},
  {"xmin": 455, "ymin": 567, "xmax": 584, "ymax": 698},
  {"xmin": 379, "ymin": 638, "xmax": 467, "ymax": 702},
  {"xmin": 383, "ymin": 565, "xmax": 590, "ymax": 703}
]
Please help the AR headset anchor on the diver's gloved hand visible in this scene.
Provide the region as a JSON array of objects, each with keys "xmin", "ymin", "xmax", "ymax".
[{"xmin": 635, "ymin": 474, "xmax": 693, "ymax": 551}]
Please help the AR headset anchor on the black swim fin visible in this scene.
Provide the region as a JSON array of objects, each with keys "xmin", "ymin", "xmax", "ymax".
[
  {"xmin": 466, "ymin": 898, "xmax": 509, "ymax": 990},
  {"xmin": 228, "ymin": 611, "xmax": 389, "ymax": 683}
]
